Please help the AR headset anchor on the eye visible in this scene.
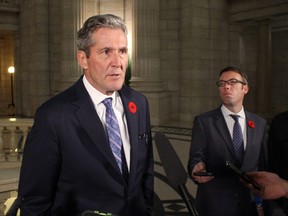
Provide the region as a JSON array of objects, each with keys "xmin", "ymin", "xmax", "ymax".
[
  {"xmin": 119, "ymin": 48, "xmax": 128, "ymax": 54},
  {"xmin": 228, "ymin": 79, "xmax": 238, "ymax": 85},
  {"xmin": 104, "ymin": 48, "xmax": 110, "ymax": 55},
  {"xmin": 216, "ymin": 80, "xmax": 225, "ymax": 87}
]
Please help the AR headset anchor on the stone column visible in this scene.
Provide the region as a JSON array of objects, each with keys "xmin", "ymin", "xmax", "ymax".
[
  {"xmin": 17, "ymin": 0, "xmax": 50, "ymax": 116},
  {"xmin": 53, "ymin": 0, "xmax": 84, "ymax": 93},
  {"xmin": 130, "ymin": 0, "xmax": 169, "ymax": 125},
  {"xmin": 256, "ymin": 19, "xmax": 271, "ymax": 116}
]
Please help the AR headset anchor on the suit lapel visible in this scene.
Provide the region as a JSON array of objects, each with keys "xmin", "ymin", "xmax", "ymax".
[
  {"xmin": 242, "ymin": 111, "xmax": 257, "ymax": 168},
  {"xmin": 215, "ymin": 108, "xmax": 240, "ymax": 161},
  {"xmin": 214, "ymin": 109, "xmax": 237, "ymax": 158}
]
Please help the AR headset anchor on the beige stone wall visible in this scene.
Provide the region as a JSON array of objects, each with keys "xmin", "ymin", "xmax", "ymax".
[
  {"xmin": 1, "ymin": 0, "xmax": 288, "ymax": 124},
  {"xmin": 175, "ymin": 0, "xmax": 230, "ymax": 122},
  {"xmin": 159, "ymin": 0, "xmax": 181, "ymax": 122},
  {"xmin": 15, "ymin": 0, "xmax": 50, "ymax": 117},
  {"xmin": 154, "ymin": 0, "xmax": 233, "ymax": 124}
]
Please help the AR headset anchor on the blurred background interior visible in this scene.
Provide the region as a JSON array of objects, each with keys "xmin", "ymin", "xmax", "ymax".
[{"xmin": 1, "ymin": 0, "xmax": 288, "ymax": 215}]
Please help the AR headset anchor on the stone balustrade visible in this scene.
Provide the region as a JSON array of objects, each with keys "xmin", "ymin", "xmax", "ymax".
[
  {"xmin": 0, "ymin": 118, "xmax": 33, "ymax": 216},
  {"xmin": 0, "ymin": 118, "xmax": 33, "ymax": 162},
  {"xmin": 0, "ymin": 0, "xmax": 17, "ymax": 7}
]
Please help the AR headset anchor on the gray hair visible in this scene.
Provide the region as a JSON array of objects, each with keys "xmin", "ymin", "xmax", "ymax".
[{"xmin": 77, "ymin": 14, "xmax": 127, "ymax": 58}]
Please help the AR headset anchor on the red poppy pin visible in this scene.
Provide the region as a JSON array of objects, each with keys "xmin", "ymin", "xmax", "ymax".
[
  {"xmin": 248, "ymin": 120, "xmax": 255, "ymax": 128},
  {"xmin": 128, "ymin": 102, "xmax": 137, "ymax": 114}
]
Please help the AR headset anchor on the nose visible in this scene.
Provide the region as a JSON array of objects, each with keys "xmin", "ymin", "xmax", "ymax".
[
  {"xmin": 223, "ymin": 82, "xmax": 231, "ymax": 89},
  {"xmin": 111, "ymin": 52, "xmax": 121, "ymax": 67}
]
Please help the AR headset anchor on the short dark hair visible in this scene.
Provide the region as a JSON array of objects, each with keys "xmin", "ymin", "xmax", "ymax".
[
  {"xmin": 77, "ymin": 14, "xmax": 127, "ymax": 58},
  {"xmin": 219, "ymin": 66, "xmax": 248, "ymax": 85}
]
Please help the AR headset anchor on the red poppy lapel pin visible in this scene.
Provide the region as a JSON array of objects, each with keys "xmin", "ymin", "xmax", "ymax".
[
  {"xmin": 248, "ymin": 120, "xmax": 255, "ymax": 128},
  {"xmin": 128, "ymin": 101, "xmax": 137, "ymax": 114}
]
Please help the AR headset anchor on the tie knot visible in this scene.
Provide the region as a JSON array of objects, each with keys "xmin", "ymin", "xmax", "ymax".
[
  {"xmin": 230, "ymin": 114, "xmax": 240, "ymax": 122},
  {"xmin": 102, "ymin": 98, "xmax": 113, "ymax": 110}
]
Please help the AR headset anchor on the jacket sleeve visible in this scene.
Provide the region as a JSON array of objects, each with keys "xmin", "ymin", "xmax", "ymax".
[
  {"xmin": 18, "ymin": 106, "xmax": 61, "ymax": 216},
  {"xmin": 187, "ymin": 116, "xmax": 208, "ymax": 175}
]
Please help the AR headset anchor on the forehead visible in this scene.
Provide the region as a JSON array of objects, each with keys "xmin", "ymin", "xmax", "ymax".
[
  {"xmin": 219, "ymin": 71, "xmax": 242, "ymax": 80},
  {"xmin": 92, "ymin": 28, "xmax": 127, "ymax": 46}
]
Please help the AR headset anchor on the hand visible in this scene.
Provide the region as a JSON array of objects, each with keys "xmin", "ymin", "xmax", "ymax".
[
  {"xmin": 246, "ymin": 171, "xmax": 288, "ymax": 200},
  {"xmin": 191, "ymin": 162, "xmax": 214, "ymax": 184}
]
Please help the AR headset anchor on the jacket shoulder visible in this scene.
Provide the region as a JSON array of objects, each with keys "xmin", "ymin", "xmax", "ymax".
[{"xmin": 195, "ymin": 107, "xmax": 222, "ymax": 119}]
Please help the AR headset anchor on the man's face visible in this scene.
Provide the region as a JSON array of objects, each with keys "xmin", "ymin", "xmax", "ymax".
[
  {"xmin": 77, "ymin": 28, "xmax": 128, "ymax": 95},
  {"xmin": 218, "ymin": 71, "xmax": 249, "ymax": 108}
]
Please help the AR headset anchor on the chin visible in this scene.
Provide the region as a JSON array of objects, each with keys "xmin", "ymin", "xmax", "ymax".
[{"xmin": 111, "ymin": 83, "xmax": 124, "ymax": 91}]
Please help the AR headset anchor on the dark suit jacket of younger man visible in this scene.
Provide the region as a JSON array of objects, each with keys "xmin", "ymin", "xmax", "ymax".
[
  {"xmin": 18, "ymin": 76, "xmax": 154, "ymax": 216},
  {"xmin": 188, "ymin": 107, "xmax": 268, "ymax": 216}
]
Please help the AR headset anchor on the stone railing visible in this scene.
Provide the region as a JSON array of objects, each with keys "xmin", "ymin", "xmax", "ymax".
[
  {"xmin": 0, "ymin": 0, "xmax": 17, "ymax": 7},
  {"xmin": 0, "ymin": 118, "xmax": 33, "ymax": 216},
  {"xmin": 0, "ymin": 118, "xmax": 33, "ymax": 162}
]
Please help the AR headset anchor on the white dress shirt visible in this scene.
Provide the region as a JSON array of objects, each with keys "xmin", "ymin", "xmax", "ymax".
[
  {"xmin": 221, "ymin": 105, "xmax": 247, "ymax": 150},
  {"xmin": 83, "ymin": 75, "xmax": 131, "ymax": 171}
]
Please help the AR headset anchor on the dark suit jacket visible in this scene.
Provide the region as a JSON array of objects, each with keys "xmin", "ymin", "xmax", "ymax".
[
  {"xmin": 18, "ymin": 77, "xmax": 154, "ymax": 216},
  {"xmin": 188, "ymin": 107, "xmax": 268, "ymax": 216},
  {"xmin": 269, "ymin": 110, "xmax": 288, "ymax": 178},
  {"xmin": 268, "ymin": 111, "xmax": 288, "ymax": 214}
]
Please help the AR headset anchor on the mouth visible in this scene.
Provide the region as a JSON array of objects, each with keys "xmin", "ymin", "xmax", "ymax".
[
  {"xmin": 223, "ymin": 92, "xmax": 232, "ymax": 97},
  {"xmin": 107, "ymin": 73, "xmax": 122, "ymax": 80},
  {"xmin": 112, "ymin": 74, "xmax": 120, "ymax": 78}
]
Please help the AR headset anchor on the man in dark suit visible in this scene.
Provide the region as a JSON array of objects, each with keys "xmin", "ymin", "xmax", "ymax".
[
  {"xmin": 187, "ymin": 66, "xmax": 268, "ymax": 216},
  {"xmin": 268, "ymin": 110, "xmax": 288, "ymax": 215},
  {"xmin": 18, "ymin": 14, "xmax": 154, "ymax": 216}
]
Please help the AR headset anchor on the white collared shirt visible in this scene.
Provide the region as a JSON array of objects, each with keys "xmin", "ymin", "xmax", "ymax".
[
  {"xmin": 83, "ymin": 76, "xmax": 131, "ymax": 171},
  {"xmin": 221, "ymin": 105, "xmax": 247, "ymax": 150}
]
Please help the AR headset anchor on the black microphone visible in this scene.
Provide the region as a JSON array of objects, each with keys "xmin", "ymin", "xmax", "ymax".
[{"xmin": 154, "ymin": 132, "xmax": 199, "ymax": 216}]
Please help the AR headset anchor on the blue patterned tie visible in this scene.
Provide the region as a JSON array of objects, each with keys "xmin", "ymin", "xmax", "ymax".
[
  {"xmin": 102, "ymin": 98, "xmax": 122, "ymax": 172},
  {"xmin": 230, "ymin": 115, "xmax": 244, "ymax": 164}
]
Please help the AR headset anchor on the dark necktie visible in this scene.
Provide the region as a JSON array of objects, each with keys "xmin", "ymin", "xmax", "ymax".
[
  {"xmin": 230, "ymin": 114, "xmax": 244, "ymax": 164},
  {"xmin": 102, "ymin": 98, "xmax": 123, "ymax": 172}
]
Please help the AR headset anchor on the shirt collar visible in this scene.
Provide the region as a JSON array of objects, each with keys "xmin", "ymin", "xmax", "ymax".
[
  {"xmin": 221, "ymin": 105, "xmax": 245, "ymax": 119},
  {"xmin": 83, "ymin": 75, "xmax": 117, "ymax": 106}
]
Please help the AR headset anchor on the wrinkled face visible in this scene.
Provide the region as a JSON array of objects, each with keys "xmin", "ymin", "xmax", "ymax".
[
  {"xmin": 77, "ymin": 28, "xmax": 128, "ymax": 95},
  {"xmin": 218, "ymin": 71, "xmax": 249, "ymax": 108}
]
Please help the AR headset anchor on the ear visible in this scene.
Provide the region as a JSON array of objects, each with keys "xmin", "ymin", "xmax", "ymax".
[
  {"xmin": 77, "ymin": 51, "xmax": 88, "ymax": 70},
  {"xmin": 243, "ymin": 85, "xmax": 249, "ymax": 95}
]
